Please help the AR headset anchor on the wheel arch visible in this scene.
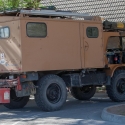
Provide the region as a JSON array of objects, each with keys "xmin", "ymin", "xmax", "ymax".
[{"xmin": 106, "ymin": 65, "xmax": 125, "ymax": 77}]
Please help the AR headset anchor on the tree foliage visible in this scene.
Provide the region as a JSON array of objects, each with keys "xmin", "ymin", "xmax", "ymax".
[{"xmin": 0, "ymin": 0, "xmax": 42, "ymax": 10}]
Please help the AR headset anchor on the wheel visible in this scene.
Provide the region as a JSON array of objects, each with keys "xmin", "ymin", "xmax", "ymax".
[
  {"xmin": 106, "ymin": 70, "xmax": 125, "ymax": 102},
  {"xmin": 71, "ymin": 86, "xmax": 96, "ymax": 100},
  {"xmin": 4, "ymin": 89, "xmax": 29, "ymax": 109},
  {"xmin": 35, "ymin": 74, "xmax": 67, "ymax": 112}
]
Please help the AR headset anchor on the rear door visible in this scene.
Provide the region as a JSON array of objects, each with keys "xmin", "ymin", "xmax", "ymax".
[{"xmin": 83, "ymin": 23, "xmax": 104, "ymax": 68}]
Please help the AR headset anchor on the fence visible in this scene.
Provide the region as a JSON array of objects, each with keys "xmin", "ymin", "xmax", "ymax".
[{"xmin": 41, "ymin": 0, "xmax": 125, "ymax": 22}]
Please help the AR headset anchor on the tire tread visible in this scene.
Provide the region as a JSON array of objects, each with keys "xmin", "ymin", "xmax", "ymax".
[
  {"xmin": 35, "ymin": 74, "xmax": 67, "ymax": 111},
  {"xmin": 71, "ymin": 86, "xmax": 96, "ymax": 100}
]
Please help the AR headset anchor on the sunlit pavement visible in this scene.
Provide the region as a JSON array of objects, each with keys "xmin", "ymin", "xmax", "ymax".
[{"xmin": 0, "ymin": 93, "xmax": 125, "ymax": 125}]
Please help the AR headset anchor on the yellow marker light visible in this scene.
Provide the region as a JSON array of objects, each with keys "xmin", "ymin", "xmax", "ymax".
[{"xmin": 117, "ymin": 22, "xmax": 124, "ymax": 28}]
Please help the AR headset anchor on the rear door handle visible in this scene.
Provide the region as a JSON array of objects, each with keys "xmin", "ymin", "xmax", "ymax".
[{"xmin": 84, "ymin": 41, "xmax": 89, "ymax": 51}]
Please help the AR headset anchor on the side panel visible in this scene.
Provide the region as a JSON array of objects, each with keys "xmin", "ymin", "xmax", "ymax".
[
  {"xmin": 83, "ymin": 23, "xmax": 104, "ymax": 68},
  {"xmin": 0, "ymin": 20, "xmax": 22, "ymax": 72},
  {"xmin": 21, "ymin": 19, "xmax": 82, "ymax": 71}
]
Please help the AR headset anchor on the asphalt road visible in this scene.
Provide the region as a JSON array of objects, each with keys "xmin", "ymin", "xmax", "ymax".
[{"xmin": 0, "ymin": 93, "xmax": 125, "ymax": 125}]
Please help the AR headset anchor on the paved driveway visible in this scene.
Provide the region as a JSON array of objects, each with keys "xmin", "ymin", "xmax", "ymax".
[{"xmin": 0, "ymin": 93, "xmax": 125, "ymax": 125}]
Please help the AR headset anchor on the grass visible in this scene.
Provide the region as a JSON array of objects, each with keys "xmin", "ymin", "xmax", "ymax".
[{"xmin": 96, "ymin": 86, "xmax": 106, "ymax": 92}]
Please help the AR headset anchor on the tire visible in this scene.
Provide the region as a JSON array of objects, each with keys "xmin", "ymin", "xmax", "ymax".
[
  {"xmin": 106, "ymin": 70, "xmax": 125, "ymax": 102},
  {"xmin": 35, "ymin": 74, "xmax": 67, "ymax": 112},
  {"xmin": 71, "ymin": 86, "xmax": 96, "ymax": 100},
  {"xmin": 4, "ymin": 89, "xmax": 29, "ymax": 109}
]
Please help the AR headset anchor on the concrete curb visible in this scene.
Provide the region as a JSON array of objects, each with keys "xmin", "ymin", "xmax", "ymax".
[{"xmin": 101, "ymin": 104, "xmax": 125, "ymax": 123}]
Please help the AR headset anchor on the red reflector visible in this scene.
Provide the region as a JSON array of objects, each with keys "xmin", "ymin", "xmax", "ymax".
[
  {"xmin": 21, "ymin": 75, "xmax": 27, "ymax": 79},
  {"xmin": 114, "ymin": 57, "xmax": 118, "ymax": 61},
  {"xmin": 0, "ymin": 88, "xmax": 10, "ymax": 103}
]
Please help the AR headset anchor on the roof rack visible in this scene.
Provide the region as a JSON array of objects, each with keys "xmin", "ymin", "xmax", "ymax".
[{"xmin": 20, "ymin": 10, "xmax": 94, "ymax": 20}]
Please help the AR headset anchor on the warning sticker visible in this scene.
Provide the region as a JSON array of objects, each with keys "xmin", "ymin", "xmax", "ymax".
[
  {"xmin": 0, "ymin": 53, "xmax": 7, "ymax": 65},
  {"xmin": 4, "ymin": 91, "xmax": 10, "ymax": 100},
  {"xmin": 1, "ymin": 53, "xmax": 4, "ymax": 59}
]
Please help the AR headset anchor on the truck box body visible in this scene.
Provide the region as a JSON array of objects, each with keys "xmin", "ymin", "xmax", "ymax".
[{"xmin": 0, "ymin": 16, "xmax": 104, "ymax": 73}]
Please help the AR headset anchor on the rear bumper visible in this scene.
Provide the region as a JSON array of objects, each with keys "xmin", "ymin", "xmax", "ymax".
[{"xmin": 0, "ymin": 88, "xmax": 10, "ymax": 103}]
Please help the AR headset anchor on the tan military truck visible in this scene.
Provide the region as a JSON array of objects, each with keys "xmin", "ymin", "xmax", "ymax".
[{"xmin": 0, "ymin": 9, "xmax": 125, "ymax": 111}]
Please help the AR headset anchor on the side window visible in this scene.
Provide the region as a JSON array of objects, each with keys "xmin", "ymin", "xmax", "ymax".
[
  {"xmin": 86, "ymin": 27, "xmax": 99, "ymax": 38},
  {"xmin": 26, "ymin": 22, "xmax": 47, "ymax": 38},
  {"xmin": 0, "ymin": 27, "xmax": 10, "ymax": 39},
  {"xmin": 107, "ymin": 37, "xmax": 120, "ymax": 50}
]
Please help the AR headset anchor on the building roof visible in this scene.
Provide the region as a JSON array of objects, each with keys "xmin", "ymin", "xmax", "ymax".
[{"xmin": 41, "ymin": 0, "xmax": 125, "ymax": 22}]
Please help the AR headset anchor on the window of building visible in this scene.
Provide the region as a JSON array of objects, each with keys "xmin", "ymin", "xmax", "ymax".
[
  {"xmin": 26, "ymin": 22, "xmax": 47, "ymax": 38},
  {"xmin": 0, "ymin": 27, "xmax": 10, "ymax": 39},
  {"xmin": 86, "ymin": 27, "xmax": 99, "ymax": 38}
]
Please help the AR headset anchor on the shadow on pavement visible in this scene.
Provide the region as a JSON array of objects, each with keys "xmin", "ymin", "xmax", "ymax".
[{"xmin": 0, "ymin": 92, "xmax": 124, "ymax": 125}]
